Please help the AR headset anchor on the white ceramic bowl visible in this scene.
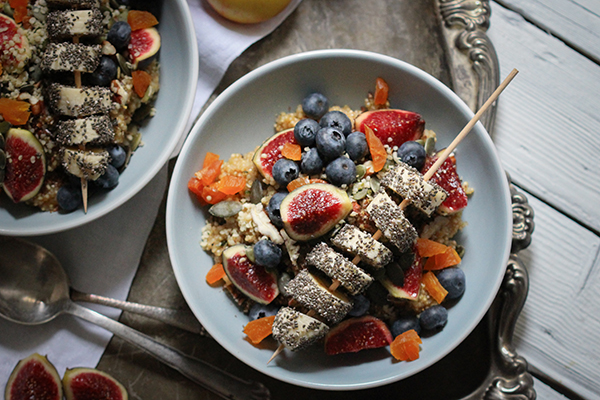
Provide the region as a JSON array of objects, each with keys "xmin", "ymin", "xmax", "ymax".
[
  {"xmin": 0, "ymin": 0, "xmax": 198, "ymax": 236},
  {"xmin": 166, "ymin": 50, "xmax": 512, "ymax": 390}
]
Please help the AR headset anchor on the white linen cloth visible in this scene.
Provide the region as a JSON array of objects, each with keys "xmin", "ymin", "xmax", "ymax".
[{"xmin": 0, "ymin": 0, "xmax": 301, "ymax": 391}]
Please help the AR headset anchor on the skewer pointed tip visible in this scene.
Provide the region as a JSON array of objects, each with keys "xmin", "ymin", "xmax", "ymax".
[
  {"xmin": 268, "ymin": 344, "xmax": 285, "ymax": 364},
  {"xmin": 81, "ymin": 178, "xmax": 88, "ymax": 213}
]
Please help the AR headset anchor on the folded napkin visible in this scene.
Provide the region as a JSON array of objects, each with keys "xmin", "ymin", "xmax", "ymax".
[{"xmin": 0, "ymin": 0, "xmax": 301, "ymax": 391}]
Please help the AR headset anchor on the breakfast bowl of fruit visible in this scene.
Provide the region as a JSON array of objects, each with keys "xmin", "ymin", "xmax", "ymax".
[
  {"xmin": 0, "ymin": 0, "xmax": 197, "ymax": 235},
  {"xmin": 166, "ymin": 49, "xmax": 512, "ymax": 389}
]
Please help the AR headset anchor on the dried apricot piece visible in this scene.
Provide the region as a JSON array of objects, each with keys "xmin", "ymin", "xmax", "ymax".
[
  {"xmin": 424, "ymin": 246, "xmax": 461, "ymax": 270},
  {"xmin": 422, "ymin": 271, "xmax": 448, "ymax": 303},
  {"xmin": 390, "ymin": 329, "xmax": 422, "ymax": 361},
  {"xmin": 201, "ymin": 182, "xmax": 227, "ymax": 204},
  {"xmin": 374, "ymin": 77, "xmax": 389, "ymax": 106},
  {"xmin": 217, "ymin": 175, "xmax": 246, "ymax": 195},
  {"xmin": 243, "ymin": 315, "xmax": 276, "ymax": 344},
  {"xmin": 203, "ymin": 152, "xmax": 220, "ymax": 168},
  {"xmin": 0, "ymin": 98, "xmax": 31, "ymax": 126},
  {"xmin": 281, "ymin": 142, "xmax": 302, "ymax": 161},
  {"xmin": 132, "ymin": 70, "xmax": 152, "ymax": 98},
  {"xmin": 364, "ymin": 124, "xmax": 387, "ymax": 172},
  {"xmin": 416, "ymin": 238, "xmax": 448, "ymax": 257},
  {"xmin": 195, "ymin": 159, "xmax": 223, "ymax": 186},
  {"xmin": 286, "ymin": 176, "xmax": 310, "ymax": 192},
  {"xmin": 127, "ymin": 10, "xmax": 159, "ymax": 31},
  {"xmin": 206, "ymin": 263, "xmax": 226, "ymax": 286}
]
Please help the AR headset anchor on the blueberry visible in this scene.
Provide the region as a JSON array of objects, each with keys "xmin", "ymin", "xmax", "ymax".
[
  {"xmin": 266, "ymin": 191, "xmax": 287, "ymax": 228},
  {"xmin": 302, "ymin": 92, "xmax": 329, "ymax": 120},
  {"xmin": 301, "ymin": 147, "xmax": 323, "ymax": 175},
  {"xmin": 346, "ymin": 131, "xmax": 368, "ymax": 161},
  {"xmin": 319, "ymin": 111, "xmax": 352, "ymax": 136},
  {"xmin": 294, "ymin": 118, "xmax": 320, "ymax": 147},
  {"xmin": 348, "ymin": 294, "xmax": 370, "ymax": 317},
  {"xmin": 419, "ymin": 305, "xmax": 448, "ymax": 331},
  {"xmin": 88, "ymin": 56, "xmax": 117, "ymax": 86},
  {"xmin": 253, "ymin": 239, "xmax": 282, "ymax": 269},
  {"xmin": 397, "ymin": 141, "xmax": 427, "ymax": 171},
  {"xmin": 107, "ymin": 21, "xmax": 131, "ymax": 51},
  {"xmin": 271, "ymin": 158, "xmax": 299, "ymax": 187},
  {"xmin": 325, "ymin": 157, "xmax": 356, "ymax": 186},
  {"xmin": 57, "ymin": 185, "xmax": 83, "ymax": 212},
  {"xmin": 248, "ymin": 303, "xmax": 280, "ymax": 320},
  {"xmin": 94, "ymin": 164, "xmax": 119, "ymax": 190},
  {"xmin": 391, "ymin": 316, "xmax": 421, "ymax": 337},
  {"xmin": 316, "ymin": 127, "xmax": 346, "ymax": 161},
  {"xmin": 436, "ymin": 267, "xmax": 466, "ymax": 299},
  {"xmin": 107, "ymin": 145, "xmax": 126, "ymax": 169}
]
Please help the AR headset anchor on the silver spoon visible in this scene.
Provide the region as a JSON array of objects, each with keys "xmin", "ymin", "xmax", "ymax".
[{"xmin": 0, "ymin": 237, "xmax": 269, "ymax": 400}]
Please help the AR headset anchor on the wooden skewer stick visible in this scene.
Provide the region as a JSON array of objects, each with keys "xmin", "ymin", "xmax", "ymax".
[
  {"xmin": 270, "ymin": 68, "xmax": 518, "ymax": 363},
  {"xmin": 72, "ymin": 35, "xmax": 88, "ymax": 213}
]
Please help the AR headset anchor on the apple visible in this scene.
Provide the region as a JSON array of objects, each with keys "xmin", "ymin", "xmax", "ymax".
[{"xmin": 206, "ymin": 0, "xmax": 292, "ymax": 24}]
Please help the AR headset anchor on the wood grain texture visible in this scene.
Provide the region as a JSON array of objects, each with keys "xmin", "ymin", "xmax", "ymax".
[
  {"xmin": 488, "ymin": 2, "xmax": 600, "ymax": 233},
  {"xmin": 495, "ymin": 0, "xmax": 600, "ymax": 63}
]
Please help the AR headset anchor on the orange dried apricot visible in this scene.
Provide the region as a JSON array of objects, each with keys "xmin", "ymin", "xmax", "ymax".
[
  {"xmin": 281, "ymin": 142, "xmax": 302, "ymax": 161},
  {"xmin": 286, "ymin": 176, "xmax": 310, "ymax": 192},
  {"xmin": 424, "ymin": 246, "xmax": 461, "ymax": 270},
  {"xmin": 187, "ymin": 177, "xmax": 207, "ymax": 205},
  {"xmin": 422, "ymin": 271, "xmax": 448, "ymax": 304},
  {"xmin": 243, "ymin": 315, "xmax": 276, "ymax": 345},
  {"xmin": 201, "ymin": 182, "xmax": 227, "ymax": 204},
  {"xmin": 132, "ymin": 70, "xmax": 152, "ymax": 98},
  {"xmin": 0, "ymin": 98, "xmax": 31, "ymax": 126},
  {"xmin": 127, "ymin": 10, "xmax": 159, "ymax": 31},
  {"xmin": 217, "ymin": 175, "xmax": 246, "ymax": 195},
  {"xmin": 416, "ymin": 238, "xmax": 448, "ymax": 257},
  {"xmin": 203, "ymin": 152, "xmax": 220, "ymax": 168},
  {"xmin": 390, "ymin": 329, "xmax": 422, "ymax": 361},
  {"xmin": 195, "ymin": 159, "xmax": 223, "ymax": 186},
  {"xmin": 364, "ymin": 124, "xmax": 387, "ymax": 172},
  {"xmin": 374, "ymin": 77, "xmax": 389, "ymax": 106},
  {"xmin": 206, "ymin": 263, "xmax": 226, "ymax": 286}
]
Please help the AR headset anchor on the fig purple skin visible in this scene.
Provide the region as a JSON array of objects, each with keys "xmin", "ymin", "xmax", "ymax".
[{"xmin": 5, "ymin": 353, "xmax": 62, "ymax": 400}]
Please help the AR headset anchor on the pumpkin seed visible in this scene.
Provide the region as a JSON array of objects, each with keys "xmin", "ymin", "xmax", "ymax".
[
  {"xmin": 3, "ymin": 3, "xmax": 13, "ymax": 17},
  {"xmin": 415, "ymin": 139, "xmax": 425, "ymax": 146},
  {"xmin": 0, "ymin": 149, "xmax": 5, "ymax": 169},
  {"xmin": 250, "ymin": 179, "xmax": 264, "ymax": 204},
  {"xmin": 209, "ymin": 200, "xmax": 243, "ymax": 218},
  {"xmin": 369, "ymin": 177, "xmax": 380, "ymax": 193},
  {"xmin": 30, "ymin": 65, "xmax": 43, "ymax": 82},
  {"xmin": 424, "ymin": 136, "xmax": 436, "ymax": 155},
  {"xmin": 128, "ymin": 126, "xmax": 142, "ymax": 151},
  {"xmin": 353, "ymin": 188, "xmax": 369, "ymax": 200},
  {"xmin": 456, "ymin": 245, "xmax": 465, "ymax": 259},
  {"xmin": 116, "ymin": 53, "xmax": 130, "ymax": 76},
  {"xmin": 0, "ymin": 121, "xmax": 10, "ymax": 135},
  {"xmin": 19, "ymin": 84, "xmax": 34, "ymax": 93},
  {"xmin": 0, "ymin": 134, "xmax": 4, "ymax": 149},
  {"xmin": 246, "ymin": 247, "xmax": 255, "ymax": 263},
  {"xmin": 355, "ymin": 164, "xmax": 366, "ymax": 180},
  {"xmin": 32, "ymin": 9, "xmax": 46, "ymax": 22}
]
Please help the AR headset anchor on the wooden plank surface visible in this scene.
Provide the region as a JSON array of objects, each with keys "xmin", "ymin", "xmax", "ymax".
[{"xmin": 495, "ymin": 0, "xmax": 600, "ymax": 63}]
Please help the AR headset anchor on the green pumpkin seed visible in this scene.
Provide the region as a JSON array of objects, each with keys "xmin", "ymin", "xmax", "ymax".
[
  {"xmin": 415, "ymin": 139, "xmax": 425, "ymax": 146},
  {"xmin": 246, "ymin": 247, "xmax": 255, "ymax": 263},
  {"xmin": 209, "ymin": 200, "xmax": 243, "ymax": 218},
  {"xmin": 19, "ymin": 84, "xmax": 34, "ymax": 93},
  {"xmin": 250, "ymin": 179, "xmax": 264, "ymax": 204},
  {"xmin": 424, "ymin": 136, "xmax": 436, "ymax": 155},
  {"xmin": 32, "ymin": 10, "xmax": 46, "ymax": 22},
  {"xmin": 116, "ymin": 53, "xmax": 131, "ymax": 76},
  {"xmin": 128, "ymin": 127, "xmax": 142, "ymax": 151},
  {"xmin": 30, "ymin": 65, "xmax": 43, "ymax": 82},
  {"xmin": 456, "ymin": 245, "xmax": 465, "ymax": 258},
  {"xmin": 355, "ymin": 164, "xmax": 366, "ymax": 180},
  {"xmin": 0, "ymin": 134, "xmax": 4, "ymax": 149},
  {"xmin": 3, "ymin": 3, "xmax": 14, "ymax": 17},
  {"xmin": 0, "ymin": 121, "xmax": 10, "ymax": 135},
  {"xmin": 369, "ymin": 177, "xmax": 380, "ymax": 193},
  {"xmin": 353, "ymin": 188, "xmax": 369, "ymax": 200},
  {"xmin": 0, "ymin": 149, "xmax": 5, "ymax": 169}
]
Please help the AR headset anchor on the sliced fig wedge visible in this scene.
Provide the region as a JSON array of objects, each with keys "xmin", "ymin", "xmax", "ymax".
[
  {"xmin": 5, "ymin": 353, "xmax": 62, "ymax": 400},
  {"xmin": 252, "ymin": 128, "xmax": 296, "ymax": 181},
  {"xmin": 381, "ymin": 252, "xmax": 424, "ymax": 300},
  {"xmin": 128, "ymin": 27, "xmax": 160, "ymax": 69},
  {"xmin": 0, "ymin": 14, "xmax": 32, "ymax": 73},
  {"xmin": 3, "ymin": 128, "xmax": 46, "ymax": 203},
  {"xmin": 63, "ymin": 368, "xmax": 128, "ymax": 400},
  {"xmin": 423, "ymin": 150, "xmax": 468, "ymax": 215},
  {"xmin": 324, "ymin": 315, "xmax": 393, "ymax": 355},
  {"xmin": 355, "ymin": 109, "xmax": 424, "ymax": 149}
]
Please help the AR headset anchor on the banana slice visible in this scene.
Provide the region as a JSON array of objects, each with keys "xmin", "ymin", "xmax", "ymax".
[
  {"xmin": 46, "ymin": 83, "xmax": 112, "ymax": 117},
  {"xmin": 41, "ymin": 43, "xmax": 101, "ymax": 73},
  {"xmin": 380, "ymin": 161, "xmax": 447, "ymax": 216},
  {"xmin": 331, "ymin": 224, "xmax": 394, "ymax": 268},
  {"xmin": 272, "ymin": 307, "xmax": 329, "ymax": 351},
  {"xmin": 46, "ymin": 0, "xmax": 100, "ymax": 8},
  {"xmin": 46, "ymin": 8, "xmax": 103, "ymax": 40},
  {"xmin": 55, "ymin": 115, "xmax": 114, "ymax": 146},
  {"xmin": 61, "ymin": 148, "xmax": 109, "ymax": 180},
  {"xmin": 366, "ymin": 191, "xmax": 418, "ymax": 253},
  {"xmin": 306, "ymin": 243, "xmax": 373, "ymax": 295},
  {"xmin": 285, "ymin": 270, "xmax": 352, "ymax": 324}
]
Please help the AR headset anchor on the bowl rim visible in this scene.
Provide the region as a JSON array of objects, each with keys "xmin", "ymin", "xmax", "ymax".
[
  {"xmin": 166, "ymin": 48, "xmax": 512, "ymax": 390},
  {"xmin": 0, "ymin": 0, "xmax": 199, "ymax": 236}
]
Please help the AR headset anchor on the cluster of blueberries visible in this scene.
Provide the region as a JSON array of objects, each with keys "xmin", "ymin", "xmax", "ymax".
[{"xmin": 84, "ymin": 21, "xmax": 132, "ymax": 87}]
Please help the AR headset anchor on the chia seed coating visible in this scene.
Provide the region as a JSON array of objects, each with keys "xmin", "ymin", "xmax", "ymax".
[
  {"xmin": 46, "ymin": 0, "xmax": 100, "ymax": 9},
  {"xmin": 305, "ymin": 242, "xmax": 373, "ymax": 295},
  {"xmin": 272, "ymin": 307, "xmax": 329, "ymax": 351},
  {"xmin": 41, "ymin": 43, "xmax": 101, "ymax": 73},
  {"xmin": 366, "ymin": 191, "xmax": 418, "ymax": 253},
  {"xmin": 61, "ymin": 147, "xmax": 108, "ymax": 180},
  {"xmin": 47, "ymin": 9, "xmax": 103, "ymax": 40},
  {"xmin": 55, "ymin": 115, "xmax": 114, "ymax": 146},
  {"xmin": 46, "ymin": 83, "xmax": 112, "ymax": 117},
  {"xmin": 331, "ymin": 224, "xmax": 394, "ymax": 268},
  {"xmin": 380, "ymin": 161, "xmax": 448, "ymax": 216},
  {"xmin": 285, "ymin": 270, "xmax": 352, "ymax": 324}
]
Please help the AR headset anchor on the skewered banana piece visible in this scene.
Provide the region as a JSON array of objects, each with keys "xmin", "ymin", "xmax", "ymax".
[
  {"xmin": 55, "ymin": 115, "xmax": 115, "ymax": 146},
  {"xmin": 305, "ymin": 243, "xmax": 373, "ymax": 295},
  {"xmin": 380, "ymin": 161, "xmax": 447, "ymax": 216},
  {"xmin": 366, "ymin": 191, "xmax": 418, "ymax": 253},
  {"xmin": 331, "ymin": 224, "xmax": 394, "ymax": 268},
  {"xmin": 41, "ymin": 43, "xmax": 101, "ymax": 73},
  {"xmin": 272, "ymin": 307, "xmax": 329, "ymax": 351},
  {"xmin": 46, "ymin": 8, "xmax": 103, "ymax": 40},
  {"xmin": 285, "ymin": 270, "xmax": 353, "ymax": 324},
  {"xmin": 46, "ymin": 0, "xmax": 99, "ymax": 8},
  {"xmin": 61, "ymin": 147, "xmax": 109, "ymax": 180},
  {"xmin": 46, "ymin": 83, "xmax": 112, "ymax": 117}
]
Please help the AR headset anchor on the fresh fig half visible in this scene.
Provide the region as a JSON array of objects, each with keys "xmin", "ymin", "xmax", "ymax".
[
  {"xmin": 5, "ymin": 353, "xmax": 63, "ymax": 400},
  {"xmin": 222, "ymin": 244, "xmax": 279, "ymax": 304},
  {"xmin": 3, "ymin": 128, "xmax": 46, "ymax": 202},
  {"xmin": 280, "ymin": 182, "xmax": 352, "ymax": 241},
  {"xmin": 324, "ymin": 315, "xmax": 393, "ymax": 355},
  {"xmin": 381, "ymin": 252, "xmax": 423, "ymax": 300},
  {"xmin": 0, "ymin": 14, "xmax": 32, "ymax": 73},
  {"xmin": 423, "ymin": 150, "xmax": 468, "ymax": 215},
  {"xmin": 355, "ymin": 109, "xmax": 424, "ymax": 149},
  {"xmin": 128, "ymin": 27, "xmax": 161, "ymax": 69},
  {"xmin": 252, "ymin": 128, "xmax": 296, "ymax": 182},
  {"xmin": 63, "ymin": 367, "xmax": 128, "ymax": 400}
]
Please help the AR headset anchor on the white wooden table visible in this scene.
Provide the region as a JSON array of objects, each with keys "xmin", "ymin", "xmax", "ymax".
[{"xmin": 488, "ymin": 1, "xmax": 600, "ymax": 399}]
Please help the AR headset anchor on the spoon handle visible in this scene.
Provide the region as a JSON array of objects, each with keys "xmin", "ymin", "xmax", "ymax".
[
  {"xmin": 66, "ymin": 302, "xmax": 270, "ymax": 400},
  {"xmin": 70, "ymin": 289, "xmax": 206, "ymax": 335}
]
